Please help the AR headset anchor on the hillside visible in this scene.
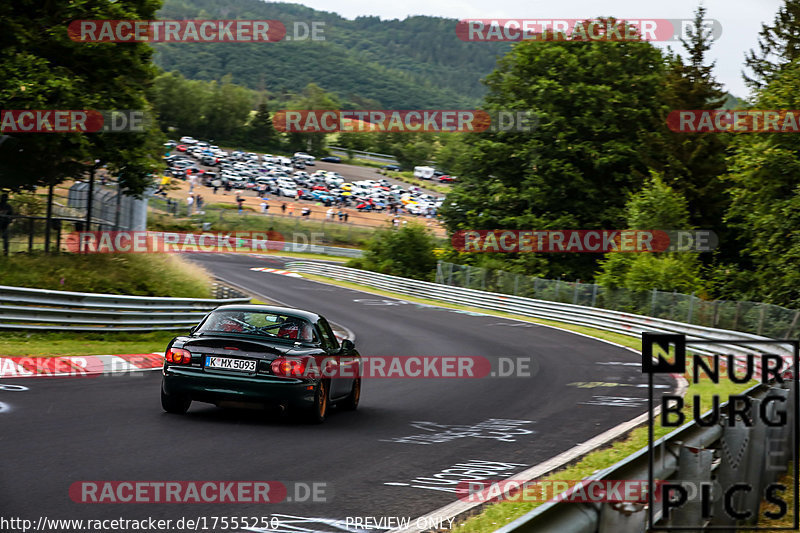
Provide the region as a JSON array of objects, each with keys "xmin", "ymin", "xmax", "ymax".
[{"xmin": 154, "ymin": 0, "xmax": 511, "ymax": 108}]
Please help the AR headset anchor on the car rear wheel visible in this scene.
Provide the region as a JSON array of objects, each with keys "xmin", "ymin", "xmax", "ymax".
[
  {"xmin": 305, "ymin": 380, "xmax": 329, "ymax": 423},
  {"xmin": 340, "ymin": 378, "xmax": 360, "ymax": 411},
  {"xmin": 161, "ymin": 389, "xmax": 191, "ymax": 414}
]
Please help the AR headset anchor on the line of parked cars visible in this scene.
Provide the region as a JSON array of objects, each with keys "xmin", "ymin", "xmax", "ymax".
[{"xmin": 163, "ymin": 140, "xmax": 445, "ymax": 215}]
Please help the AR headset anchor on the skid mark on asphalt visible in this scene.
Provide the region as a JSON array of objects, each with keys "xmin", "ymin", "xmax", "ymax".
[
  {"xmin": 579, "ymin": 396, "xmax": 649, "ymax": 408},
  {"xmin": 382, "ymin": 419, "xmax": 535, "ymax": 445}
]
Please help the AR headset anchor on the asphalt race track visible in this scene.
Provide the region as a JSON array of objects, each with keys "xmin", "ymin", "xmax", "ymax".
[{"xmin": 0, "ymin": 253, "xmax": 675, "ymax": 532}]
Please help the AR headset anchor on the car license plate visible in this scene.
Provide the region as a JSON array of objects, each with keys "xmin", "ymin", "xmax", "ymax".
[{"xmin": 205, "ymin": 356, "xmax": 256, "ymax": 372}]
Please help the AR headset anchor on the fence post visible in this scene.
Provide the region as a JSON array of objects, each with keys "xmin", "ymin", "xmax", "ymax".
[
  {"xmin": 687, "ymin": 292, "xmax": 694, "ymax": 324},
  {"xmin": 757, "ymin": 305, "xmax": 766, "ymax": 336},
  {"xmin": 573, "ymin": 282, "xmax": 579, "ymax": 304},
  {"xmin": 591, "ymin": 284, "xmax": 598, "ymax": 307},
  {"xmin": 554, "ymin": 280, "xmax": 560, "ymax": 300},
  {"xmin": 787, "ymin": 310, "xmax": 800, "ymax": 339},
  {"xmin": 447, "ymin": 262, "xmax": 453, "ymax": 286},
  {"xmin": 651, "ymin": 288, "xmax": 657, "ymax": 316},
  {"xmin": 733, "ymin": 301, "xmax": 741, "ymax": 330},
  {"xmin": 513, "ymin": 274, "xmax": 519, "ymax": 296},
  {"xmin": 465, "ymin": 266, "xmax": 471, "ymax": 289},
  {"xmin": 28, "ymin": 218, "xmax": 34, "ymax": 252}
]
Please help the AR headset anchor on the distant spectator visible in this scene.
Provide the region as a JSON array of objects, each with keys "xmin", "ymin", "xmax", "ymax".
[
  {"xmin": 213, "ymin": 184, "xmax": 219, "ymax": 194},
  {"xmin": 302, "ymin": 207, "xmax": 311, "ymax": 218},
  {"xmin": 186, "ymin": 194, "xmax": 194, "ymax": 215},
  {"xmin": 260, "ymin": 200, "xmax": 268, "ymax": 214},
  {"xmin": 326, "ymin": 207, "xmax": 334, "ymax": 220},
  {"xmin": 281, "ymin": 203, "xmax": 287, "ymax": 214},
  {"xmin": 0, "ymin": 193, "xmax": 13, "ymax": 256},
  {"xmin": 196, "ymin": 195, "xmax": 204, "ymax": 212},
  {"xmin": 338, "ymin": 210, "xmax": 344, "ymax": 222},
  {"xmin": 343, "ymin": 212, "xmax": 349, "ymax": 223}
]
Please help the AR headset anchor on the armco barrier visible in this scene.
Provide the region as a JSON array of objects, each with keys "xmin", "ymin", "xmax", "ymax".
[
  {"xmin": 0, "ymin": 285, "xmax": 249, "ymax": 331},
  {"xmin": 285, "ymin": 261, "xmax": 790, "ymax": 363},
  {"xmin": 286, "ymin": 262, "xmax": 798, "ymax": 532}
]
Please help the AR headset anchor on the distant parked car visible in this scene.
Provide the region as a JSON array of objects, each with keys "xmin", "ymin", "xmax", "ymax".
[
  {"xmin": 439, "ymin": 175, "xmax": 457, "ymax": 183},
  {"xmin": 176, "ymin": 145, "xmax": 187, "ymax": 152},
  {"xmin": 382, "ymin": 164, "xmax": 401, "ymax": 171},
  {"xmin": 320, "ymin": 156, "xmax": 341, "ymax": 163}
]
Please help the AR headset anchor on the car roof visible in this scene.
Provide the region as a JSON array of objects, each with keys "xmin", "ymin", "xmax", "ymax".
[{"xmin": 212, "ymin": 304, "xmax": 322, "ymax": 323}]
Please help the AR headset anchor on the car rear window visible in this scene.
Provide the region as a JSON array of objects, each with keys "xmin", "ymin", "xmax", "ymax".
[{"xmin": 197, "ymin": 311, "xmax": 317, "ymax": 342}]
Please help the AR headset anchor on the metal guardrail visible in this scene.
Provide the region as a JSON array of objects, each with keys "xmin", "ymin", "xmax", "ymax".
[
  {"xmin": 285, "ymin": 262, "xmax": 790, "ymax": 360},
  {"xmin": 287, "ymin": 261, "xmax": 798, "ymax": 531},
  {"xmin": 328, "ymin": 146, "xmax": 399, "ymax": 164},
  {"xmin": 495, "ymin": 380, "xmax": 796, "ymax": 532},
  {"xmin": 0, "ymin": 284, "xmax": 250, "ymax": 331}
]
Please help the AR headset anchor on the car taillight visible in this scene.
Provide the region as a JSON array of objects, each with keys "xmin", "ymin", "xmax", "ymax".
[
  {"xmin": 166, "ymin": 348, "xmax": 192, "ymax": 365},
  {"xmin": 271, "ymin": 358, "xmax": 308, "ymax": 377}
]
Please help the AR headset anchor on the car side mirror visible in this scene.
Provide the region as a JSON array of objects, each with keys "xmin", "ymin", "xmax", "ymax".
[{"xmin": 340, "ymin": 339, "xmax": 355, "ymax": 352}]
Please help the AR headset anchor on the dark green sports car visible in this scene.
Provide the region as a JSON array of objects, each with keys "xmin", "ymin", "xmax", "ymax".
[{"xmin": 160, "ymin": 304, "xmax": 361, "ymax": 423}]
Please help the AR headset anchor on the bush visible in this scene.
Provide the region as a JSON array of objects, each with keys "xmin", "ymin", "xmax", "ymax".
[{"xmin": 347, "ymin": 223, "xmax": 437, "ymax": 281}]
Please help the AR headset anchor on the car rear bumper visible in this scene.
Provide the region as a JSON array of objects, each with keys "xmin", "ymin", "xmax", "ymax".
[{"xmin": 162, "ymin": 367, "xmax": 316, "ymax": 408}]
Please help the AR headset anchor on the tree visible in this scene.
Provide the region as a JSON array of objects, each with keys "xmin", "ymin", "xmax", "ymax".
[
  {"xmin": 744, "ymin": 0, "xmax": 800, "ymax": 91},
  {"xmin": 0, "ymin": 0, "xmax": 163, "ymax": 195},
  {"xmin": 439, "ymin": 26, "xmax": 668, "ymax": 280},
  {"xmin": 596, "ymin": 172, "xmax": 705, "ymax": 294},
  {"xmin": 285, "ymin": 83, "xmax": 341, "ymax": 154},
  {"xmin": 347, "ymin": 223, "xmax": 438, "ymax": 281},
  {"xmin": 201, "ymin": 75, "xmax": 255, "ymax": 142},
  {"xmin": 644, "ymin": 6, "xmax": 730, "ymax": 238},
  {"xmin": 247, "ymin": 102, "xmax": 279, "ymax": 151},
  {"xmin": 721, "ymin": 59, "xmax": 800, "ymax": 306}
]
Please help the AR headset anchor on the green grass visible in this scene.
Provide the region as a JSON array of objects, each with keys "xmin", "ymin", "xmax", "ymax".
[
  {"xmin": 293, "ymin": 270, "xmax": 760, "ymax": 531},
  {"xmin": 148, "ymin": 211, "xmax": 376, "ymax": 247},
  {"xmin": 382, "ymin": 170, "xmax": 451, "ymax": 194},
  {"xmin": 0, "ymin": 331, "xmax": 179, "ymax": 357},
  {"xmin": 758, "ymin": 465, "xmax": 798, "ymax": 531},
  {"xmin": 0, "ymin": 253, "xmax": 213, "ymax": 297}
]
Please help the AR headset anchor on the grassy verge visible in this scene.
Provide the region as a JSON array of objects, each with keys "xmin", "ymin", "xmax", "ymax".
[
  {"xmin": 294, "ymin": 271, "xmax": 760, "ymax": 531},
  {"xmin": 0, "ymin": 331, "xmax": 179, "ymax": 357},
  {"xmin": 381, "ymin": 170, "xmax": 451, "ymax": 194},
  {"xmin": 148, "ymin": 211, "xmax": 375, "ymax": 248},
  {"xmin": 758, "ymin": 466, "xmax": 797, "ymax": 531},
  {"xmin": 0, "ymin": 253, "xmax": 213, "ymax": 297},
  {"xmin": 0, "ymin": 296, "xmax": 276, "ymax": 357},
  {"xmin": 0, "ymin": 253, "xmax": 215, "ymax": 357},
  {"xmin": 342, "ymin": 156, "xmax": 386, "ymax": 169}
]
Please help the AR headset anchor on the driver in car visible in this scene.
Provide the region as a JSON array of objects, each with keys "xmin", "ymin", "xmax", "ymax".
[{"xmin": 277, "ymin": 318, "xmax": 314, "ymax": 341}]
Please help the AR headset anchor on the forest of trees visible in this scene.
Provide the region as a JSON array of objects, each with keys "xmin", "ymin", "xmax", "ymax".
[
  {"xmin": 4, "ymin": 0, "xmax": 800, "ymax": 309},
  {"xmin": 153, "ymin": 0, "xmax": 510, "ymax": 108},
  {"xmin": 438, "ymin": 4, "xmax": 800, "ymax": 308}
]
